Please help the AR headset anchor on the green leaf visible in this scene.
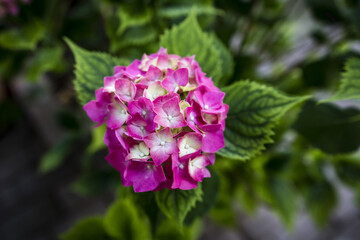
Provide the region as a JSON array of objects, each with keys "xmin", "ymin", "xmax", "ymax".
[
  {"xmin": 185, "ymin": 169, "xmax": 220, "ymax": 224},
  {"xmin": 86, "ymin": 125, "xmax": 106, "ymax": 154},
  {"xmin": 159, "ymin": 11, "xmax": 223, "ymax": 85},
  {"xmin": 113, "ymin": 25, "xmax": 157, "ymax": 51},
  {"xmin": 209, "ymin": 171, "xmax": 236, "ymax": 227},
  {"xmin": 38, "ymin": 134, "xmax": 77, "ymax": 174},
  {"xmin": 0, "ymin": 20, "xmax": 45, "ymax": 50},
  {"xmin": 155, "ymin": 187, "xmax": 203, "ymax": 226},
  {"xmin": 321, "ymin": 58, "xmax": 360, "ymax": 102},
  {"xmin": 305, "ymin": 181, "xmax": 336, "ymax": 227},
  {"xmin": 104, "ymin": 198, "xmax": 151, "ymax": 240},
  {"xmin": 218, "ymin": 80, "xmax": 309, "ymax": 161},
  {"xmin": 117, "ymin": 7, "xmax": 153, "ymax": 35},
  {"xmin": 266, "ymin": 178, "xmax": 297, "ymax": 228},
  {"xmin": 64, "ymin": 38, "xmax": 130, "ymax": 105},
  {"xmin": 293, "ymin": 100, "xmax": 360, "ymax": 154},
  {"xmin": 60, "ymin": 216, "xmax": 111, "ymax": 240},
  {"xmin": 25, "ymin": 44, "xmax": 65, "ymax": 82},
  {"xmin": 155, "ymin": 219, "xmax": 202, "ymax": 240},
  {"xmin": 334, "ymin": 157, "xmax": 360, "ymax": 187},
  {"xmin": 209, "ymin": 33, "xmax": 234, "ymax": 85},
  {"xmin": 159, "ymin": 5, "xmax": 223, "ymax": 19}
]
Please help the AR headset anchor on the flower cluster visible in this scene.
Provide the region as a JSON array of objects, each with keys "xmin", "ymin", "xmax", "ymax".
[
  {"xmin": 0, "ymin": 0, "xmax": 30, "ymax": 17},
  {"xmin": 84, "ymin": 48, "xmax": 228, "ymax": 192}
]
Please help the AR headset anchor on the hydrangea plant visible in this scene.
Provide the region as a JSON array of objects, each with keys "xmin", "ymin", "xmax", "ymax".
[
  {"xmin": 64, "ymin": 11, "xmax": 311, "ymax": 233},
  {"xmin": 83, "ymin": 47, "xmax": 228, "ymax": 192}
]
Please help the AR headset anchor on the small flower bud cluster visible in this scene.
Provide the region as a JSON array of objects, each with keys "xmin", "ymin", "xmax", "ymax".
[{"xmin": 84, "ymin": 48, "xmax": 228, "ymax": 192}]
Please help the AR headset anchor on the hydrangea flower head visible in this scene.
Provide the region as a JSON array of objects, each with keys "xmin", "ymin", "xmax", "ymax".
[
  {"xmin": 84, "ymin": 48, "xmax": 228, "ymax": 192},
  {"xmin": 0, "ymin": 0, "xmax": 30, "ymax": 17}
]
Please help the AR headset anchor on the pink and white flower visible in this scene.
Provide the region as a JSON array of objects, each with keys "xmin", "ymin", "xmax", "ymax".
[{"xmin": 83, "ymin": 47, "xmax": 228, "ymax": 192}]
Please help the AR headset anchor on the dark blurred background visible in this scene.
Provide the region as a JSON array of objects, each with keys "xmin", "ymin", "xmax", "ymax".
[{"xmin": 1, "ymin": 0, "xmax": 360, "ymax": 239}]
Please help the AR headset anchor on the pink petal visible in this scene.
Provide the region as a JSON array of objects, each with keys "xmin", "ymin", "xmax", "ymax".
[
  {"xmin": 144, "ymin": 81, "xmax": 167, "ymax": 101},
  {"xmin": 146, "ymin": 65, "xmax": 163, "ymax": 82},
  {"xmin": 201, "ymin": 128, "xmax": 224, "ymax": 153},
  {"xmin": 83, "ymin": 100, "xmax": 108, "ymax": 124},
  {"xmin": 114, "ymin": 127, "xmax": 137, "ymax": 151},
  {"xmin": 105, "ymin": 148, "xmax": 131, "ymax": 187},
  {"xmin": 125, "ymin": 161, "xmax": 166, "ymax": 192},
  {"xmin": 107, "ymin": 101, "xmax": 128, "ymax": 129},
  {"xmin": 153, "ymin": 93, "xmax": 180, "ymax": 111},
  {"xmin": 104, "ymin": 76, "xmax": 117, "ymax": 92},
  {"xmin": 134, "ymin": 83, "xmax": 147, "ymax": 100},
  {"xmin": 115, "ymin": 78, "xmax": 136, "ymax": 102},
  {"xmin": 185, "ymin": 102, "xmax": 206, "ymax": 132},
  {"xmin": 173, "ymin": 68, "xmax": 189, "ymax": 86},
  {"xmin": 144, "ymin": 128, "xmax": 177, "ymax": 166},
  {"xmin": 128, "ymin": 97, "xmax": 155, "ymax": 122},
  {"xmin": 171, "ymin": 154, "xmax": 198, "ymax": 190},
  {"xmin": 127, "ymin": 113, "xmax": 155, "ymax": 140},
  {"xmin": 154, "ymin": 159, "xmax": 174, "ymax": 191},
  {"xmin": 154, "ymin": 97, "xmax": 186, "ymax": 128},
  {"xmin": 188, "ymin": 155, "xmax": 211, "ymax": 182},
  {"xmin": 83, "ymin": 88, "xmax": 112, "ymax": 124},
  {"xmin": 203, "ymin": 152, "xmax": 216, "ymax": 165},
  {"xmin": 161, "ymin": 68, "xmax": 189, "ymax": 92},
  {"xmin": 178, "ymin": 132, "xmax": 202, "ymax": 159},
  {"xmin": 104, "ymin": 127, "xmax": 123, "ymax": 150}
]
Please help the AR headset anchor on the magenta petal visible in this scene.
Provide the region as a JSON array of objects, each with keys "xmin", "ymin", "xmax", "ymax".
[
  {"xmin": 154, "ymin": 97, "xmax": 186, "ymax": 128},
  {"xmin": 144, "ymin": 128, "xmax": 177, "ymax": 166},
  {"xmin": 134, "ymin": 83, "xmax": 147, "ymax": 100},
  {"xmin": 178, "ymin": 56, "xmax": 199, "ymax": 79},
  {"xmin": 153, "ymin": 93, "xmax": 179, "ymax": 111},
  {"xmin": 178, "ymin": 132, "xmax": 202, "ymax": 159},
  {"xmin": 188, "ymin": 155, "xmax": 211, "ymax": 182},
  {"xmin": 105, "ymin": 148, "xmax": 131, "ymax": 186},
  {"xmin": 114, "ymin": 127, "xmax": 137, "ymax": 151},
  {"xmin": 127, "ymin": 113, "xmax": 154, "ymax": 140},
  {"xmin": 144, "ymin": 81, "xmax": 167, "ymax": 101},
  {"xmin": 107, "ymin": 101, "xmax": 128, "ymax": 129},
  {"xmin": 114, "ymin": 66, "xmax": 126, "ymax": 76},
  {"xmin": 104, "ymin": 128, "xmax": 123, "ymax": 150},
  {"xmin": 115, "ymin": 78, "xmax": 136, "ymax": 102},
  {"xmin": 128, "ymin": 97, "xmax": 155, "ymax": 122},
  {"xmin": 125, "ymin": 161, "xmax": 166, "ymax": 192},
  {"xmin": 156, "ymin": 54, "xmax": 171, "ymax": 71},
  {"xmin": 161, "ymin": 68, "xmax": 188, "ymax": 92},
  {"xmin": 126, "ymin": 59, "xmax": 143, "ymax": 78},
  {"xmin": 146, "ymin": 65, "xmax": 163, "ymax": 82},
  {"xmin": 83, "ymin": 88, "xmax": 112, "ymax": 124},
  {"xmin": 186, "ymin": 102, "xmax": 206, "ymax": 132},
  {"xmin": 83, "ymin": 100, "xmax": 108, "ymax": 124},
  {"xmin": 173, "ymin": 68, "xmax": 189, "ymax": 86},
  {"xmin": 171, "ymin": 154, "xmax": 198, "ymax": 190},
  {"xmin": 104, "ymin": 76, "xmax": 118, "ymax": 92},
  {"xmin": 204, "ymin": 152, "xmax": 216, "ymax": 165},
  {"xmin": 154, "ymin": 159, "xmax": 173, "ymax": 191},
  {"xmin": 192, "ymin": 86, "xmax": 225, "ymax": 113},
  {"xmin": 161, "ymin": 78, "xmax": 178, "ymax": 92},
  {"xmin": 201, "ymin": 129, "xmax": 225, "ymax": 153}
]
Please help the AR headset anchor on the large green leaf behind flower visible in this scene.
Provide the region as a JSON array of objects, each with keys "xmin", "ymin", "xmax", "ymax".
[
  {"xmin": 160, "ymin": 11, "xmax": 227, "ymax": 85},
  {"xmin": 218, "ymin": 81, "xmax": 309, "ymax": 161},
  {"xmin": 322, "ymin": 58, "xmax": 360, "ymax": 102},
  {"xmin": 155, "ymin": 187, "xmax": 202, "ymax": 226},
  {"xmin": 65, "ymin": 38, "xmax": 130, "ymax": 105}
]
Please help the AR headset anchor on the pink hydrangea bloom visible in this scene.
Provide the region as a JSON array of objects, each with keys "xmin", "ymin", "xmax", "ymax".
[
  {"xmin": 0, "ymin": 0, "xmax": 30, "ymax": 17},
  {"xmin": 84, "ymin": 48, "xmax": 228, "ymax": 192}
]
